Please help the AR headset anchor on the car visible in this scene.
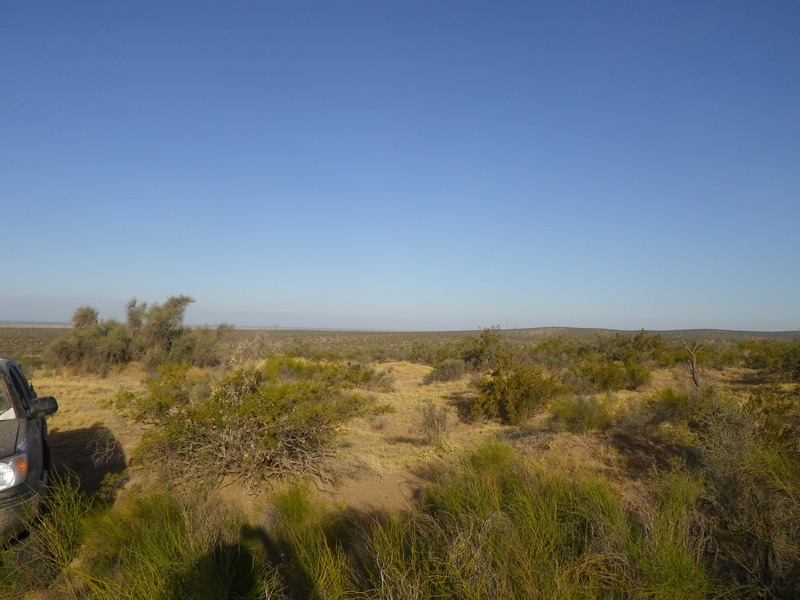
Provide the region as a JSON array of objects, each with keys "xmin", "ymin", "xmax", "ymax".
[{"xmin": 0, "ymin": 356, "xmax": 58, "ymax": 540}]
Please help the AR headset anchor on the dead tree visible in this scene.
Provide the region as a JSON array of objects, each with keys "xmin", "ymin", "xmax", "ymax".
[{"xmin": 682, "ymin": 338, "xmax": 702, "ymax": 393}]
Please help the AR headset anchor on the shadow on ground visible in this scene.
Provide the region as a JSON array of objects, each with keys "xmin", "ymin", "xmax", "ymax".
[
  {"xmin": 609, "ymin": 432, "xmax": 696, "ymax": 475},
  {"xmin": 444, "ymin": 390, "xmax": 477, "ymax": 423},
  {"xmin": 48, "ymin": 423, "xmax": 127, "ymax": 495}
]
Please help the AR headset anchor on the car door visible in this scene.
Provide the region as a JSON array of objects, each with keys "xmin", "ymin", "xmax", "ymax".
[
  {"xmin": 5, "ymin": 366, "xmax": 46, "ymax": 491},
  {"xmin": 0, "ymin": 374, "xmax": 18, "ymax": 461}
]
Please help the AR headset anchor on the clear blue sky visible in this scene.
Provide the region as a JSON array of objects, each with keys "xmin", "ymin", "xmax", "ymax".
[{"xmin": 2, "ymin": 1, "xmax": 798, "ymax": 331}]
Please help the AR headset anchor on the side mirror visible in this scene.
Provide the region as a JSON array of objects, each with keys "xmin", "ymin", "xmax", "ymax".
[{"xmin": 28, "ymin": 396, "xmax": 58, "ymax": 419}]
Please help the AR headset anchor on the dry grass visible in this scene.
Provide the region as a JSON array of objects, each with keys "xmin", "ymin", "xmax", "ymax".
[
  {"xmin": 32, "ymin": 366, "xmax": 145, "ymax": 493},
  {"xmin": 25, "ymin": 359, "xmax": 710, "ymax": 511},
  {"xmin": 14, "ymin": 334, "xmax": 769, "ymax": 519},
  {"xmin": 321, "ymin": 362, "xmax": 510, "ymax": 511}
]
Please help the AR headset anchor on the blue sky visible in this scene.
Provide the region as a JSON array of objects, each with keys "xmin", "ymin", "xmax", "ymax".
[{"xmin": 2, "ymin": 1, "xmax": 798, "ymax": 331}]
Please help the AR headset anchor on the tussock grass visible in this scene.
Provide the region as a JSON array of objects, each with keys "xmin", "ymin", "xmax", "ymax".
[{"xmin": 266, "ymin": 441, "xmax": 723, "ymax": 600}]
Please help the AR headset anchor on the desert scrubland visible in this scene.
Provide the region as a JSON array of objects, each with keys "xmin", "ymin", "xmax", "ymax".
[{"xmin": 1, "ymin": 317, "xmax": 799, "ymax": 599}]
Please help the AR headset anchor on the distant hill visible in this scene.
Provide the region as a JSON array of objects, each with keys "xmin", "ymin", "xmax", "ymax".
[{"xmin": 503, "ymin": 327, "xmax": 800, "ymax": 342}]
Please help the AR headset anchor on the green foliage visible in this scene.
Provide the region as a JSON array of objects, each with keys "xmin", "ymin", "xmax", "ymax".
[
  {"xmin": 460, "ymin": 326, "xmax": 508, "ymax": 372},
  {"xmin": 648, "ymin": 387, "xmax": 694, "ymax": 424},
  {"xmin": 45, "ymin": 319, "xmax": 134, "ymax": 376},
  {"xmin": 137, "ymin": 295, "xmax": 193, "ymax": 352},
  {"xmin": 261, "ymin": 442, "xmax": 719, "ymax": 599},
  {"xmin": 423, "ymin": 358, "xmax": 467, "ymax": 384},
  {"xmin": 404, "ymin": 338, "xmax": 461, "ymax": 366},
  {"xmin": 597, "ymin": 330, "xmax": 666, "ymax": 363},
  {"xmin": 548, "ymin": 394, "xmax": 617, "ymax": 432},
  {"xmin": 624, "ymin": 358, "xmax": 652, "ymax": 389},
  {"xmin": 0, "ymin": 471, "xmax": 92, "ymax": 597},
  {"xmin": 260, "ymin": 355, "xmax": 393, "ymax": 391},
  {"xmin": 76, "ymin": 490, "xmax": 272, "ymax": 600},
  {"xmin": 0, "ymin": 443, "xmax": 775, "ymax": 599},
  {"xmin": 718, "ymin": 338, "xmax": 800, "ymax": 379},
  {"xmin": 113, "ymin": 362, "xmax": 201, "ymax": 425},
  {"xmin": 527, "ymin": 335, "xmax": 582, "ymax": 369},
  {"xmin": 694, "ymin": 401, "xmax": 800, "ymax": 597},
  {"xmin": 72, "ymin": 305, "xmax": 99, "ymax": 329},
  {"xmin": 567, "ymin": 353, "xmax": 627, "ymax": 393},
  {"xmin": 564, "ymin": 353, "xmax": 651, "ymax": 393},
  {"xmin": 45, "ymin": 295, "xmax": 231, "ymax": 373},
  {"xmin": 120, "ymin": 357, "xmax": 381, "ymax": 486},
  {"xmin": 472, "ymin": 365, "xmax": 560, "ymax": 424},
  {"xmin": 641, "ymin": 471, "xmax": 712, "ymax": 598},
  {"xmin": 619, "ymin": 386, "xmax": 708, "ymax": 444},
  {"xmin": 270, "ymin": 485, "xmax": 354, "ymax": 598},
  {"xmin": 393, "ymin": 442, "xmax": 716, "ymax": 599},
  {"xmin": 745, "ymin": 385, "xmax": 800, "ymax": 451}
]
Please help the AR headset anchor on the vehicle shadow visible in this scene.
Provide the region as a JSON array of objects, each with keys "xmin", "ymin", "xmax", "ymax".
[
  {"xmin": 47, "ymin": 424, "xmax": 127, "ymax": 495},
  {"xmin": 183, "ymin": 507, "xmax": 392, "ymax": 598}
]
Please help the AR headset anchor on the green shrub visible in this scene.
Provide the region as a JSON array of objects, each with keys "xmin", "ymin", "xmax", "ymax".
[
  {"xmin": 528, "ymin": 336, "xmax": 581, "ymax": 370},
  {"xmin": 45, "ymin": 320, "xmax": 134, "ymax": 376},
  {"xmin": 405, "ymin": 442, "xmax": 717, "ymax": 599},
  {"xmin": 260, "ymin": 355, "xmax": 392, "ymax": 390},
  {"xmin": 2, "ymin": 445, "xmax": 740, "ymax": 599},
  {"xmin": 549, "ymin": 394, "xmax": 617, "ymax": 432},
  {"xmin": 423, "ymin": 358, "xmax": 466, "ymax": 384},
  {"xmin": 270, "ymin": 485, "xmax": 353, "ymax": 598},
  {"xmin": 46, "ymin": 295, "xmax": 232, "ymax": 374},
  {"xmin": 648, "ymin": 387, "xmax": 694, "ymax": 425},
  {"xmin": 567, "ymin": 355, "xmax": 627, "ymax": 393},
  {"xmin": 624, "ymin": 358, "xmax": 652, "ymax": 389},
  {"xmin": 695, "ymin": 402, "xmax": 800, "ymax": 597},
  {"xmin": 118, "ymin": 358, "xmax": 382, "ymax": 487},
  {"xmin": 640, "ymin": 471, "xmax": 714, "ymax": 598},
  {"xmin": 471, "ymin": 365, "xmax": 560, "ymax": 424},
  {"xmin": 597, "ymin": 330, "xmax": 666, "ymax": 363},
  {"xmin": 745, "ymin": 385, "xmax": 800, "ymax": 451},
  {"xmin": 460, "ymin": 326, "xmax": 508, "ymax": 372}
]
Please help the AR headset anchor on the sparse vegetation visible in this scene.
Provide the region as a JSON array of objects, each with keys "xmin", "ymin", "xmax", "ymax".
[
  {"xmin": 2, "ymin": 324, "xmax": 800, "ymax": 598},
  {"xmin": 417, "ymin": 399, "xmax": 451, "ymax": 449}
]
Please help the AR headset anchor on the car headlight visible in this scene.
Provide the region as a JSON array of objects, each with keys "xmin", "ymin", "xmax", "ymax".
[{"xmin": 0, "ymin": 454, "xmax": 28, "ymax": 492}]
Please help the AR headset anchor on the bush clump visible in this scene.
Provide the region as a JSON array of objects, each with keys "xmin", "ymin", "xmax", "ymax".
[
  {"xmin": 115, "ymin": 357, "xmax": 385, "ymax": 487},
  {"xmin": 472, "ymin": 365, "xmax": 560, "ymax": 424},
  {"xmin": 46, "ymin": 296, "xmax": 231, "ymax": 374},
  {"xmin": 548, "ymin": 394, "xmax": 617, "ymax": 432},
  {"xmin": 423, "ymin": 358, "xmax": 467, "ymax": 384}
]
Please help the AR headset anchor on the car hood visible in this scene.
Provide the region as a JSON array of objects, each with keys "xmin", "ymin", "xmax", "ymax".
[{"xmin": 0, "ymin": 421, "xmax": 19, "ymax": 458}]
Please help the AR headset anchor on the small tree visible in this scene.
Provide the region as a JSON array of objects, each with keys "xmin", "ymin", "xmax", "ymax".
[
  {"xmin": 72, "ymin": 306, "xmax": 99, "ymax": 329},
  {"xmin": 125, "ymin": 298, "xmax": 147, "ymax": 336},
  {"xmin": 138, "ymin": 295, "xmax": 194, "ymax": 353},
  {"xmin": 682, "ymin": 339, "xmax": 703, "ymax": 393}
]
